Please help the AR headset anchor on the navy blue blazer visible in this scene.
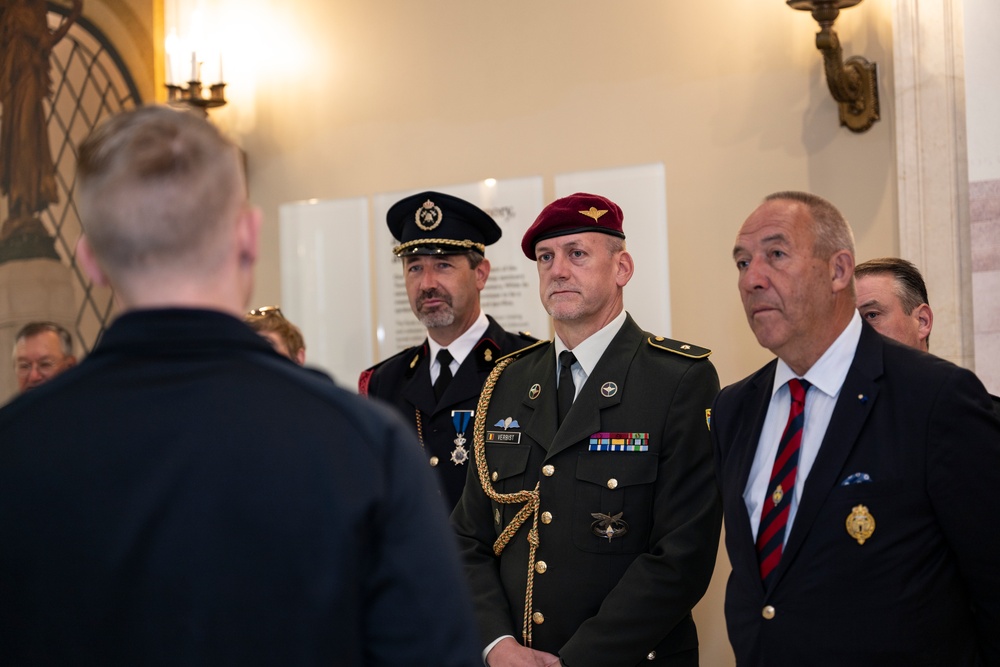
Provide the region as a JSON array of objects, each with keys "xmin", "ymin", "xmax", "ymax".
[
  {"xmin": 0, "ymin": 309, "xmax": 480, "ymax": 667},
  {"xmin": 713, "ymin": 321, "xmax": 1000, "ymax": 666}
]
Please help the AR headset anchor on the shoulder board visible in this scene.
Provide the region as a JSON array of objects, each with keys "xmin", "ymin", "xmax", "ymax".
[
  {"xmin": 517, "ymin": 330, "xmax": 538, "ymax": 342},
  {"xmin": 497, "ymin": 339, "xmax": 549, "ymax": 363},
  {"xmin": 361, "ymin": 343, "xmax": 428, "ymax": 381},
  {"xmin": 358, "ymin": 367, "xmax": 374, "ymax": 396},
  {"xmin": 647, "ymin": 336, "xmax": 712, "ymax": 359}
]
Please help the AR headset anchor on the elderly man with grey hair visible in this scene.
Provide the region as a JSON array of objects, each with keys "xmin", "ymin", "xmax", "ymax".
[
  {"xmin": 715, "ymin": 191, "xmax": 1000, "ymax": 666},
  {"xmin": 12, "ymin": 321, "xmax": 77, "ymax": 392}
]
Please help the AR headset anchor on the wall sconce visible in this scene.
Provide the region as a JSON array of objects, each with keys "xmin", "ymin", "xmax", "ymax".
[
  {"xmin": 165, "ymin": 52, "xmax": 227, "ymax": 116},
  {"xmin": 788, "ymin": 0, "xmax": 879, "ymax": 133}
]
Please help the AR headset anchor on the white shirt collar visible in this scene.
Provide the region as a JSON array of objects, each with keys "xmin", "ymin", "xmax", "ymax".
[
  {"xmin": 427, "ymin": 309, "xmax": 489, "ymax": 370},
  {"xmin": 554, "ymin": 309, "xmax": 628, "ymax": 378},
  {"xmin": 772, "ymin": 310, "xmax": 863, "ymax": 400}
]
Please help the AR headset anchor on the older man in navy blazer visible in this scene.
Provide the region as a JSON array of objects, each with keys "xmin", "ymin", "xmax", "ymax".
[{"xmin": 714, "ymin": 191, "xmax": 1000, "ymax": 666}]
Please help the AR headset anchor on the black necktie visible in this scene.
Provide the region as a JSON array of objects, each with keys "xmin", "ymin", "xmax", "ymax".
[
  {"xmin": 557, "ymin": 351, "xmax": 577, "ymax": 425},
  {"xmin": 433, "ymin": 349, "xmax": 454, "ymax": 401}
]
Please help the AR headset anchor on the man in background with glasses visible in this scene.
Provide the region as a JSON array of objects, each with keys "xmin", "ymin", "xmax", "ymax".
[
  {"xmin": 11, "ymin": 321, "xmax": 77, "ymax": 393},
  {"xmin": 360, "ymin": 191, "xmax": 534, "ymax": 510},
  {"xmin": 0, "ymin": 106, "xmax": 480, "ymax": 667}
]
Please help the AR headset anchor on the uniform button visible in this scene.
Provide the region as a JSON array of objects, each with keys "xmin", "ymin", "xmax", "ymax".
[
  {"xmin": 429, "ymin": 456, "xmax": 439, "ymax": 467},
  {"xmin": 607, "ymin": 478, "xmax": 618, "ymax": 489},
  {"xmin": 535, "ymin": 561, "xmax": 547, "ymax": 574},
  {"xmin": 762, "ymin": 605, "xmax": 775, "ymax": 620},
  {"xmin": 491, "ymin": 471, "xmax": 499, "ymax": 482},
  {"xmin": 647, "ymin": 651, "xmax": 657, "ymax": 661},
  {"xmin": 542, "ymin": 465, "xmax": 555, "ymax": 477},
  {"xmin": 532, "ymin": 611, "xmax": 545, "ymax": 624},
  {"xmin": 541, "ymin": 511, "xmax": 553, "ymax": 524}
]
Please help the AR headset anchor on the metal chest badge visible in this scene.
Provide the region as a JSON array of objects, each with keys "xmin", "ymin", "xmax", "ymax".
[
  {"xmin": 450, "ymin": 410, "xmax": 474, "ymax": 465},
  {"xmin": 846, "ymin": 504, "xmax": 875, "ymax": 545},
  {"xmin": 591, "ymin": 512, "xmax": 629, "ymax": 542}
]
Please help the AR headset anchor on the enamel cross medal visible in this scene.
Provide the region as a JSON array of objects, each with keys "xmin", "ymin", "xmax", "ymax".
[{"xmin": 450, "ymin": 410, "xmax": 474, "ymax": 465}]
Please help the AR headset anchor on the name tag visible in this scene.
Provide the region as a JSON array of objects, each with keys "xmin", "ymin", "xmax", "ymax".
[{"xmin": 487, "ymin": 431, "xmax": 522, "ymax": 444}]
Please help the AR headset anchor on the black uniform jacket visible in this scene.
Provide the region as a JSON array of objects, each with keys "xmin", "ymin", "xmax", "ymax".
[
  {"xmin": 0, "ymin": 309, "xmax": 480, "ymax": 667},
  {"xmin": 452, "ymin": 314, "xmax": 723, "ymax": 667},
  {"xmin": 359, "ymin": 315, "xmax": 534, "ymax": 509},
  {"xmin": 712, "ymin": 321, "xmax": 1000, "ymax": 667}
]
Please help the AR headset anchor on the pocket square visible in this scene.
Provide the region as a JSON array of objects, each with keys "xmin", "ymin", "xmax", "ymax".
[{"xmin": 841, "ymin": 472, "xmax": 872, "ymax": 486}]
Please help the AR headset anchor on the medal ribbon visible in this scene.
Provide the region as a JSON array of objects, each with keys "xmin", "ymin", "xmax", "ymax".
[{"xmin": 452, "ymin": 410, "xmax": 473, "ymax": 437}]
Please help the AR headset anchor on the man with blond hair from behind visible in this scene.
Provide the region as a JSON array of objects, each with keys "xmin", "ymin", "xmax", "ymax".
[{"xmin": 0, "ymin": 105, "xmax": 479, "ymax": 667}]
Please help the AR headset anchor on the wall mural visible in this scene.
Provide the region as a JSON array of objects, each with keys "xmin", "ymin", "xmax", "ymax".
[{"xmin": 0, "ymin": 0, "xmax": 141, "ymax": 356}]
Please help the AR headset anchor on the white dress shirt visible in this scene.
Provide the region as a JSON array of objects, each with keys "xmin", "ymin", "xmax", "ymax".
[
  {"xmin": 428, "ymin": 310, "xmax": 489, "ymax": 385},
  {"xmin": 553, "ymin": 309, "xmax": 628, "ymax": 400},
  {"xmin": 743, "ymin": 311, "xmax": 863, "ymax": 544}
]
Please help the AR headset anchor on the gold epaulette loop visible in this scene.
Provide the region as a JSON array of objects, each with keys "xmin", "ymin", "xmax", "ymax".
[{"xmin": 473, "ymin": 356, "xmax": 542, "ymax": 647}]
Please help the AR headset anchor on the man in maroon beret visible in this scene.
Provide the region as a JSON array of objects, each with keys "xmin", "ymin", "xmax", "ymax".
[{"xmin": 453, "ymin": 192, "xmax": 723, "ymax": 666}]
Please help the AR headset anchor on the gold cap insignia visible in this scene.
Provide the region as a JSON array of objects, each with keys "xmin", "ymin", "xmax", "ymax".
[
  {"xmin": 415, "ymin": 199, "xmax": 443, "ymax": 231},
  {"xmin": 579, "ymin": 207, "xmax": 608, "ymax": 222},
  {"xmin": 846, "ymin": 504, "xmax": 875, "ymax": 545}
]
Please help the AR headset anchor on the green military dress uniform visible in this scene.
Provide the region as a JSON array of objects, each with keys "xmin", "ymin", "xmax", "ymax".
[{"xmin": 452, "ymin": 314, "xmax": 723, "ymax": 666}]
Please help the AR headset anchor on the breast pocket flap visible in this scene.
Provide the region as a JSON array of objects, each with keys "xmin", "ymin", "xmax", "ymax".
[
  {"xmin": 575, "ymin": 452, "xmax": 658, "ymax": 488},
  {"xmin": 484, "ymin": 443, "xmax": 531, "ymax": 482}
]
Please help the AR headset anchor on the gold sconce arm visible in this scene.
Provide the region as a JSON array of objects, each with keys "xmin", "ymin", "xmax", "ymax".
[{"xmin": 788, "ymin": 0, "xmax": 880, "ymax": 133}]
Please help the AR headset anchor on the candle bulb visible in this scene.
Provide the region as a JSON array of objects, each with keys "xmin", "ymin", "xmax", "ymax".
[
  {"xmin": 190, "ymin": 51, "xmax": 197, "ymax": 81},
  {"xmin": 218, "ymin": 54, "xmax": 224, "ymax": 84},
  {"xmin": 165, "ymin": 52, "xmax": 173, "ymax": 85}
]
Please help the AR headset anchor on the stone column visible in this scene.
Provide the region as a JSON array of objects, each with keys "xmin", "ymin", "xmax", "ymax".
[{"xmin": 893, "ymin": 0, "xmax": 975, "ymax": 369}]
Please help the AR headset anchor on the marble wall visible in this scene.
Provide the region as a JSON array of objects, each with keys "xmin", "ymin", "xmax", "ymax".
[{"xmin": 971, "ymin": 180, "xmax": 1000, "ymax": 394}]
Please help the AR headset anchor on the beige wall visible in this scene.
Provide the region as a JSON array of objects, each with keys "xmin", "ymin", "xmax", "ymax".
[{"xmin": 224, "ymin": 0, "xmax": 897, "ymax": 390}]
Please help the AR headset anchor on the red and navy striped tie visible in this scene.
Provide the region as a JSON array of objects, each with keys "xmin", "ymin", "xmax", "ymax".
[{"xmin": 757, "ymin": 378, "xmax": 810, "ymax": 585}]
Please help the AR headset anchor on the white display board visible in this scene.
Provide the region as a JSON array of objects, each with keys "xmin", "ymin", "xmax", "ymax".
[
  {"xmin": 372, "ymin": 177, "xmax": 549, "ymax": 359},
  {"xmin": 279, "ymin": 197, "xmax": 373, "ymax": 388},
  {"xmin": 555, "ymin": 163, "xmax": 671, "ymax": 336}
]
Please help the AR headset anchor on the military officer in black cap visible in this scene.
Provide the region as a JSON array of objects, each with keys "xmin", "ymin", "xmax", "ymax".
[
  {"xmin": 360, "ymin": 191, "xmax": 534, "ymax": 510},
  {"xmin": 452, "ymin": 193, "xmax": 723, "ymax": 666}
]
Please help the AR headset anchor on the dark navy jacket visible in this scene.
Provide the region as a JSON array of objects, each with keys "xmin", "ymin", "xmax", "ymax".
[{"xmin": 0, "ymin": 309, "xmax": 480, "ymax": 667}]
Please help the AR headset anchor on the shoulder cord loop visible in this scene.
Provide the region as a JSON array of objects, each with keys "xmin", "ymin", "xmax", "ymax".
[{"xmin": 473, "ymin": 356, "xmax": 541, "ymax": 647}]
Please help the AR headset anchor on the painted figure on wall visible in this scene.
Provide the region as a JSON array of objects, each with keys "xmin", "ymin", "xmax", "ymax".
[{"xmin": 0, "ymin": 0, "xmax": 82, "ymax": 254}]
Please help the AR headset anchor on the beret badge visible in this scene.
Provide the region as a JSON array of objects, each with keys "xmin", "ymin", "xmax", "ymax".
[{"xmin": 579, "ymin": 207, "xmax": 608, "ymax": 222}]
